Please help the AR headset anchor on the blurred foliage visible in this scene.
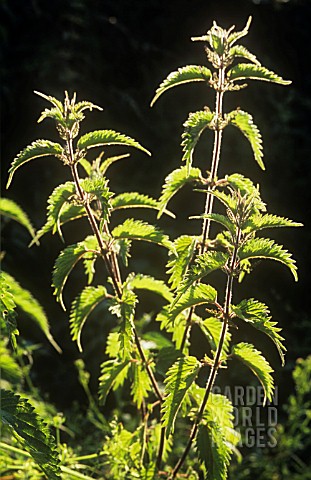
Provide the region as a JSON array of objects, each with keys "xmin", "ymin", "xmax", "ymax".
[{"xmin": 230, "ymin": 356, "xmax": 311, "ymax": 479}]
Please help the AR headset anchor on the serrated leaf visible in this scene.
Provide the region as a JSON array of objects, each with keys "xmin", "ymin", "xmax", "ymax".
[
  {"xmin": 229, "ymin": 44, "xmax": 260, "ymax": 65},
  {"xmin": 156, "ymin": 308, "xmax": 189, "ymax": 351},
  {"xmin": 232, "ymin": 299, "xmax": 286, "ymax": 365},
  {"xmin": 238, "ymin": 237, "xmax": 298, "ymax": 281},
  {"xmin": 181, "ymin": 109, "xmax": 214, "ymax": 173},
  {"xmin": 7, "ymin": 140, "xmax": 63, "ymax": 188},
  {"xmin": 228, "ymin": 63, "xmax": 291, "ymax": 85},
  {"xmin": 99, "ymin": 153, "xmax": 131, "ymax": 175},
  {"xmin": 197, "ymin": 213, "xmax": 235, "ymax": 236},
  {"xmin": 179, "ymin": 251, "xmax": 229, "ymax": 292},
  {"xmin": 74, "ymin": 100, "xmax": 103, "ymax": 113},
  {"xmin": 30, "ymin": 182, "xmax": 82, "ymax": 245},
  {"xmin": 125, "ymin": 273, "xmax": 173, "ymax": 302},
  {"xmin": 77, "ymin": 130, "xmax": 151, "ymax": 156},
  {"xmin": 52, "ymin": 236, "xmax": 99, "ymax": 310},
  {"xmin": 227, "ymin": 17, "xmax": 252, "ymax": 46},
  {"xmin": 151, "ymin": 65, "xmax": 212, "ymax": 106},
  {"xmin": 98, "ymin": 359, "xmax": 130, "ymax": 404},
  {"xmin": 0, "ymin": 389, "xmax": 61, "ymax": 479},
  {"xmin": 244, "ymin": 213, "xmax": 302, "ymax": 234},
  {"xmin": 131, "ymin": 362, "xmax": 153, "ymax": 408},
  {"xmin": 112, "ymin": 218, "xmax": 173, "ymax": 250},
  {"xmin": 0, "ymin": 272, "xmax": 19, "ymax": 349},
  {"xmin": 111, "ymin": 192, "xmax": 175, "ymax": 218},
  {"xmin": 227, "ymin": 110, "xmax": 264, "ymax": 169},
  {"xmin": 169, "ymin": 284, "xmax": 217, "ymax": 323},
  {"xmin": 0, "ymin": 198, "xmax": 36, "ymax": 240},
  {"xmin": 166, "ymin": 235, "xmax": 198, "ymax": 290},
  {"xmin": 197, "ymin": 421, "xmax": 231, "ymax": 480},
  {"xmin": 162, "ymin": 356, "xmax": 201, "ymax": 436},
  {"xmin": 34, "ymin": 90, "xmax": 64, "ymax": 112},
  {"xmin": 231, "ymin": 342, "xmax": 274, "ymax": 404},
  {"xmin": 106, "ymin": 331, "xmax": 122, "ymax": 358},
  {"xmin": 196, "ymin": 392, "xmax": 236, "ymax": 478},
  {"xmin": 108, "ymin": 289, "xmax": 137, "ymax": 360},
  {"xmin": 81, "ymin": 176, "xmax": 112, "ymax": 220},
  {"xmin": 70, "ymin": 285, "xmax": 108, "ymax": 352},
  {"xmin": 198, "ymin": 317, "xmax": 231, "ymax": 354},
  {"xmin": 2, "ymin": 272, "xmax": 61, "ymax": 353},
  {"xmin": 158, "ymin": 166, "xmax": 202, "ymax": 218}
]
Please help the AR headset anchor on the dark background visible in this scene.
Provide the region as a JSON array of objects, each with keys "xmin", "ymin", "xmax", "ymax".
[{"xmin": 1, "ymin": 0, "xmax": 310, "ymax": 409}]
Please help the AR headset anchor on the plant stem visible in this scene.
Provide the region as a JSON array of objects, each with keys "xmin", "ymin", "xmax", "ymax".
[
  {"xmin": 179, "ymin": 66, "xmax": 225, "ymax": 353},
  {"xmin": 67, "ymin": 136, "xmax": 163, "ymax": 405},
  {"xmin": 170, "ymin": 225, "xmax": 241, "ymax": 478}
]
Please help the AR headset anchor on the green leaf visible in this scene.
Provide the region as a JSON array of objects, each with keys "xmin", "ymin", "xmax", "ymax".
[
  {"xmin": 196, "ymin": 392, "xmax": 236, "ymax": 479},
  {"xmin": 232, "ymin": 299, "xmax": 286, "ymax": 365},
  {"xmin": 106, "ymin": 331, "xmax": 122, "ymax": 358},
  {"xmin": 158, "ymin": 166, "xmax": 202, "ymax": 218},
  {"xmin": 2, "ymin": 272, "xmax": 61, "ymax": 353},
  {"xmin": 227, "ymin": 110, "xmax": 264, "ymax": 169},
  {"xmin": 125, "ymin": 273, "xmax": 173, "ymax": 302},
  {"xmin": 162, "ymin": 356, "xmax": 201, "ymax": 436},
  {"xmin": 30, "ymin": 182, "xmax": 83, "ymax": 245},
  {"xmin": 70, "ymin": 285, "xmax": 108, "ymax": 352},
  {"xmin": 112, "ymin": 218, "xmax": 173, "ymax": 250},
  {"xmin": 111, "ymin": 192, "xmax": 175, "ymax": 218},
  {"xmin": 98, "ymin": 359, "xmax": 130, "ymax": 404},
  {"xmin": 156, "ymin": 309, "xmax": 189, "ymax": 351},
  {"xmin": 0, "ymin": 198, "xmax": 36, "ymax": 240},
  {"xmin": 166, "ymin": 235, "xmax": 198, "ymax": 290},
  {"xmin": 169, "ymin": 284, "xmax": 218, "ymax": 323},
  {"xmin": 130, "ymin": 362, "xmax": 153, "ymax": 408},
  {"xmin": 7, "ymin": 140, "xmax": 63, "ymax": 188},
  {"xmin": 227, "ymin": 173, "xmax": 266, "ymax": 211},
  {"xmin": 231, "ymin": 342, "xmax": 274, "ymax": 404},
  {"xmin": 228, "ymin": 63, "xmax": 291, "ymax": 85},
  {"xmin": 244, "ymin": 213, "xmax": 302, "ymax": 234},
  {"xmin": 77, "ymin": 130, "xmax": 151, "ymax": 156},
  {"xmin": 181, "ymin": 109, "xmax": 214, "ymax": 172},
  {"xmin": 229, "ymin": 44, "xmax": 260, "ymax": 65},
  {"xmin": 151, "ymin": 65, "xmax": 212, "ymax": 106},
  {"xmin": 34, "ymin": 90, "xmax": 64, "ymax": 112},
  {"xmin": 0, "ymin": 272, "xmax": 19, "ymax": 349},
  {"xmin": 197, "ymin": 422, "xmax": 231, "ymax": 480},
  {"xmin": 238, "ymin": 237, "xmax": 298, "ymax": 281},
  {"xmin": 108, "ymin": 289, "xmax": 137, "ymax": 360},
  {"xmin": 99, "ymin": 153, "xmax": 131, "ymax": 175},
  {"xmin": 197, "ymin": 213, "xmax": 235, "ymax": 236},
  {"xmin": 227, "ymin": 17, "xmax": 252, "ymax": 46},
  {"xmin": 198, "ymin": 317, "xmax": 231, "ymax": 354},
  {"xmin": 0, "ymin": 338, "xmax": 22, "ymax": 383},
  {"xmin": 179, "ymin": 251, "xmax": 229, "ymax": 292},
  {"xmin": 0, "ymin": 389, "xmax": 61, "ymax": 479},
  {"xmin": 52, "ymin": 235, "xmax": 99, "ymax": 310},
  {"xmin": 81, "ymin": 176, "xmax": 112, "ymax": 220}
]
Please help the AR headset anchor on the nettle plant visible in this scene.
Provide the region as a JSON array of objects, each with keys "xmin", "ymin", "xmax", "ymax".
[{"xmin": 2, "ymin": 17, "xmax": 301, "ymax": 480}]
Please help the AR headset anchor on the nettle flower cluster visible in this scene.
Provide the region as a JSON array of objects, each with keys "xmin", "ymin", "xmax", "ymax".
[{"xmin": 3, "ymin": 17, "xmax": 301, "ymax": 480}]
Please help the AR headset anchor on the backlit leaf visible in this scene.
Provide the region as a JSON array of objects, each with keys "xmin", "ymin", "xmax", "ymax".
[
  {"xmin": 231, "ymin": 342, "xmax": 274, "ymax": 404},
  {"xmin": 77, "ymin": 130, "xmax": 151, "ymax": 156},
  {"xmin": 7, "ymin": 140, "xmax": 63, "ymax": 188},
  {"xmin": 162, "ymin": 356, "xmax": 201, "ymax": 436},
  {"xmin": 151, "ymin": 65, "xmax": 212, "ymax": 106},
  {"xmin": 70, "ymin": 285, "xmax": 108, "ymax": 352}
]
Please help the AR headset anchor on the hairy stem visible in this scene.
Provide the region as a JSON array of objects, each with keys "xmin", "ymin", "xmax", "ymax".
[
  {"xmin": 67, "ymin": 136, "xmax": 163, "ymax": 406},
  {"xmin": 170, "ymin": 225, "xmax": 241, "ymax": 478},
  {"xmin": 179, "ymin": 66, "xmax": 226, "ymax": 353}
]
